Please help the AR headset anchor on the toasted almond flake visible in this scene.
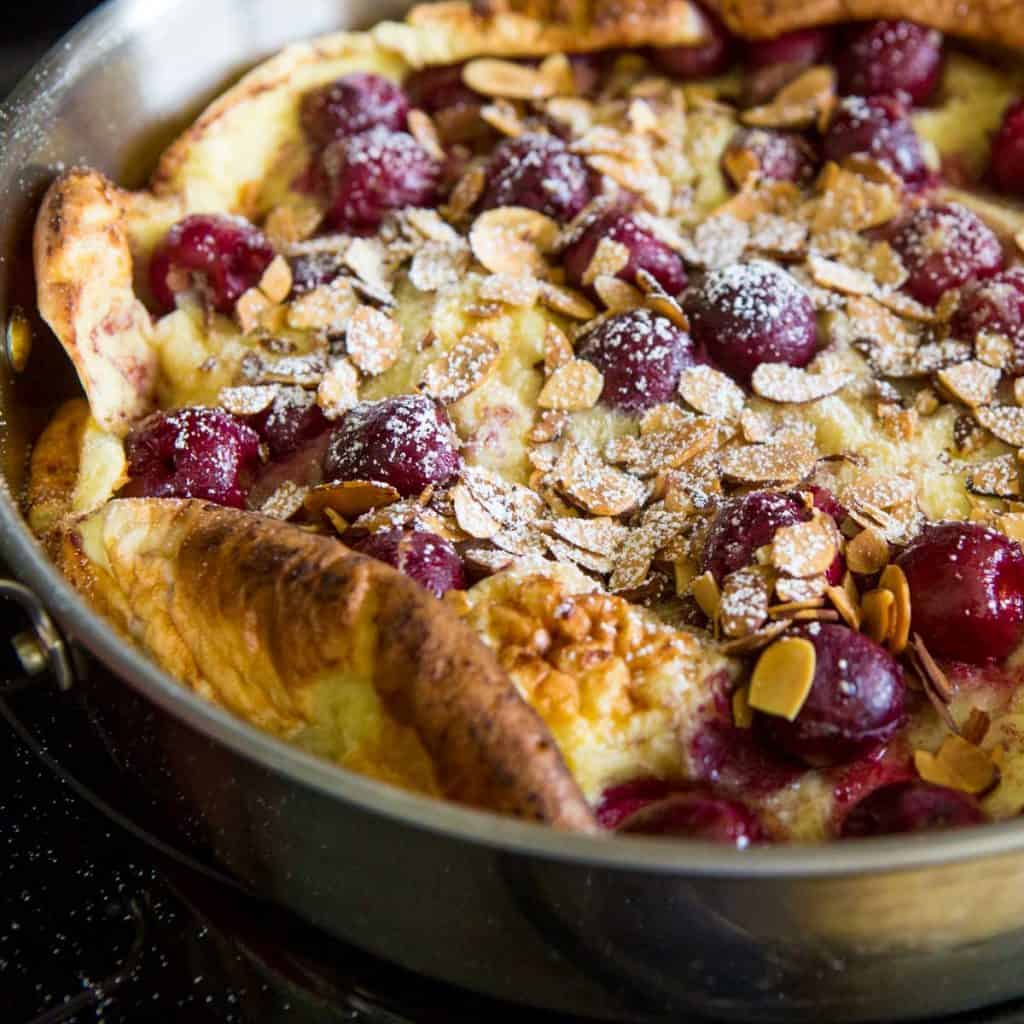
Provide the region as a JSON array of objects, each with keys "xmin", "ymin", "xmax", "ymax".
[
  {"xmin": 530, "ymin": 409, "xmax": 568, "ymax": 443},
  {"xmin": 258, "ymin": 256, "xmax": 293, "ymax": 305},
  {"xmin": 345, "ymin": 305, "xmax": 402, "ymax": 375},
  {"xmin": 719, "ymin": 439, "xmax": 817, "ymax": 485},
  {"xmin": 997, "ymin": 512, "xmax": 1024, "ymax": 543},
  {"xmin": 936, "ymin": 360, "xmax": 1001, "ymax": 409},
  {"xmin": 845, "ymin": 527, "xmax": 889, "ymax": 575},
  {"xmin": 719, "ymin": 565, "xmax": 774, "ymax": 638},
  {"xmin": 642, "ymin": 290, "xmax": 689, "ymax": 331},
  {"xmin": 539, "ymin": 53, "xmax": 575, "ymax": 96},
  {"xmin": 677, "ymin": 365, "xmax": 745, "ymax": 420},
  {"xmin": 719, "ymin": 619, "xmax": 791, "ymax": 655},
  {"xmin": 771, "ymin": 513, "xmax": 837, "ymax": 578},
  {"xmin": 545, "ymin": 534, "xmax": 614, "ymax": 573},
  {"xmin": 826, "ymin": 576, "xmax": 862, "ymax": 629},
  {"xmin": 538, "ymin": 359, "xmax": 604, "ymax": 412},
  {"xmin": 877, "ymin": 289, "xmax": 935, "ymax": 323},
  {"xmin": 751, "ymin": 362, "xmax": 853, "ymax": 404},
  {"xmin": 976, "ymin": 330, "xmax": 1014, "ymax": 371},
  {"xmin": 546, "ymin": 517, "xmax": 627, "ymax": 556},
  {"xmin": 345, "ymin": 237, "xmax": 390, "ymax": 292},
  {"xmin": 554, "ymin": 441, "xmax": 647, "ymax": 517},
  {"xmin": 768, "ymin": 597, "xmax": 825, "ymax": 616},
  {"xmin": 594, "ymin": 275, "xmax": 642, "ymax": 312},
  {"xmin": 480, "ymin": 99, "xmax": 525, "ymax": 137},
  {"xmin": 742, "ymin": 66, "xmax": 835, "ymax": 130},
  {"xmin": 259, "ymin": 480, "xmax": 309, "ymax": 521},
  {"xmin": 723, "ymin": 147, "xmax": 760, "ymax": 189},
  {"xmin": 975, "ymin": 405, "xmax": 1024, "ymax": 447},
  {"xmin": 316, "ymin": 357, "xmax": 359, "ymax": 420},
  {"xmin": 689, "ymin": 215, "xmax": 750, "ymax": 270},
  {"xmin": 420, "ymin": 332, "xmax": 500, "ymax": 404},
  {"xmin": 407, "ymin": 108, "xmax": 446, "ymax": 160},
  {"xmin": 255, "ymin": 354, "xmax": 327, "ymax": 389},
  {"xmin": 962, "ymin": 708, "xmax": 992, "ymax": 746},
  {"xmin": 469, "ymin": 207, "xmax": 558, "ymax": 277},
  {"xmin": 878, "ymin": 563, "xmax": 911, "ymax": 654},
  {"xmin": 911, "ymin": 632, "xmax": 953, "ymax": 702},
  {"xmin": 463, "ymin": 546, "xmax": 516, "ymax": 575},
  {"xmin": 806, "ymin": 254, "xmax": 874, "ymax": 296},
  {"xmin": 463, "ymin": 58, "xmax": 555, "ymax": 100},
  {"xmin": 842, "ymin": 474, "xmax": 916, "ymax": 511},
  {"xmin": 861, "ymin": 587, "xmax": 894, "ymax": 645},
  {"xmin": 304, "ymin": 480, "xmax": 400, "ymax": 520},
  {"xmin": 739, "ymin": 408, "xmax": 774, "ymax": 443},
  {"xmin": 606, "ymin": 418, "xmax": 717, "ymax": 477},
  {"xmin": 914, "ymin": 387, "xmax": 940, "ymax": 416},
  {"xmin": 452, "ymin": 483, "xmax": 501, "ymax": 539},
  {"xmin": 287, "ymin": 279, "xmax": 357, "ymax": 333},
  {"xmin": 966, "ymin": 455, "xmax": 1020, "ymax": 499},
  {"xmin": 543, "ymin": 323, "xmax": 574, "ymax": 375},
  {"xmin": 639, "ymin": 403, "xmax": 692, "ymax": 435},
  {"xmin": 582, "ymin": 238, "xmax": 631, "ymax": 287},
  {"xmin": 537, "ymin": 281, "xmax": 597, "ymax": 320},
  {"xmin": 219, "ymin": 384, "xmax": 277, "ymax": 417},
  {"xmin": 773, "ymin": 575, "xmax": 829, "ymax": 603},
  {"xmin": 914, "ymin": 736, "xmax": 997, "ymax": 795},
  {"xmin": 732, "ymin": 684, "xmax": 755, "ymax": 728},
  {"xmin": 545, "ymin": 97, "xmax": 594, "ymax": 136},
  {"xmin": 478, "ymin": 273, "xmax": 541, "ymax": 307},
  {"xmin": 444, "ymin": 164, "xmax": 487, "ymax": 223},
  {"xmin": 749, "ymin": 636, "xmax": 816, "ymax": 720},
  {"xmin": 691, "ymin": 571, "xmax": 721, "ymax": 620},
  {"xmin": 236, "ymin": 287, "xmax": 273, "ymax": 335}
]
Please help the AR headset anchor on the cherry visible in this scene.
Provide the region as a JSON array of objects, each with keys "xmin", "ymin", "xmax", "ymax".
[
  {"xmin": 683, "ymin": 260, "xmax": 817, "ymax": 384},
  {"xmin": 889, "ymin": 203, "xmax": 1004, "ymax": 307},
  {"xmin": 990, "ymin": 98, "xmax": 1024, "ymax": 196},
  {"xmin": 839, "ymin": 780, "xmax": 984, "ymax": 837},
  {"xmin": 690, "ymin": 720, "xmax": 802, "ymax": 796},
  {"xmin": 122, "ymin": 407, "xmax": 261, "ymax": 509},
  {"xmin": 618, "ymin": 792, "xmax": 768, "ymax": 847},
  {"xmin": 562, "ymin": 209, "xmax": 688, "ymax": 296},
  {"xmin": 301, "ymin": 73, "xmax": 410, "ymax": 145},
  {"xmin": 245, "ymin": 387, "xmax": 330, "ymax": 461},
  {"xmin": 754, "ymin": 624, "xmax": 906, "ymax": 768},
  {"xmin": 478, "ymin": 132, "xmax": 593, "ymax": 223},
  {"xmin": 725, "ymin": 128, "xmax": 818, "ymax": 184},
  {"xmin": 896, "ymin": 521, "xmax": 1024, "ymax": 663},
  {"xmin": 595, "ymin": 777, "xmax": 679, "ymax": 830},
  {"xmin": 836, "ymin": 20, "xmax": 943, "ymax": 105},
  {"xmin": 822, "ymin": 95, "xmax": 928, "ymax": 187},
  {"xmin": 149, "ymin": 214, "xmax": 275, "ymax": 316},
  {"xmin": 951, "ymin": 269, "xmax": 1024, "ymax": 375},
  {"xmin": 651, "ymin": 5, "xmax": 734, "ymax": 80},
  {"xmin": 404, "ymin": 63, "xmax": 481, "ymax": 113},
  {"xmin": 351, "ymin": 528, "xmax": 465, "ymax": 597},
  {"xmin": 746, "ymin": 27, "xmax": 832, "ymax": 70},
  {"xmin": 322, "ymin": 127, "xmax": 441, "ymax": 233},
  {"xmin": 323, "ymin": 395, "xmax": 461, "ymax": 497},
  {"xmin": 576, "ymin": 308, "xmax": 695, "ymax": 414}
]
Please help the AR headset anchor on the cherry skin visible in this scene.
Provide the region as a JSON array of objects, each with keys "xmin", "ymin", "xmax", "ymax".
[
  {"xmin": 562, "ymin": 209, "xmax": 688, "ymax": 296},
  {"xmin": 651, "ymin": 5, "xmax": 734, "ymax": 80},
  {"xmin": 323, "ymin": 395, "xmax": 461, "ymax": 498},
  {"xmin": 322, "ymin": 127, "xmax": 441, "ymax": 233},
  {"xmin": 122, "ymin": 407, "xmax": 261, "ymax": 509},
  {"xmin": 595, "ymin": 777, "xmax": 679, "ymax": 830},
  {"xmin": 896, "ymin": 521, "xmax": 1024, "ymax": 663},
  {"xmin": 839, "ymin": 780, "xmax": 984, "ymax": 837},
  {"xmin": 822, "ymin": 95, "xmax": 928, "ymax": 187},
  {"xmin": 889, "ymin": 203, "xmax": 1004, "ymax": 307},
  {"xmin": 618, "ymin": 792, "xmax": 768, "ymax": 848},
  {"xmin": 288, "ymin": 252, "xmax": 346, "ymax": 294},
  {"xmin": 576, "ymin": 309, "xmax": 696, "ymax": 414},
  {"xmin": 746, "ymin": 27, "xmax": 832, "ymax": 70},
  {"xmin": 951, "ymin": 268, "xmax": 1024, "ymax": 375},
  {"xmin": 245, "ymin": 387, "xmax": 330, "ymax": 462},
  {"xmin": 725, "ymin": 128, "xmax": 818, "ymax": 184},
  {"xmin": 990, "ymin": 98, "xmax": 1024, "ymax": 197},
  {"xmin": 754, "ymin": 624, "xmax": 906, "ymax": 768},
  {"xmin": 836, "ymin": 20, "xmax": 943, "ymax": 105},
  {"xmin": 403, "ymin": 63, "xmax": 481, "ymax": 113},
  {"xmin": 682, "ymin": 260, "xmax": 817, "ymax": 384},
  {"xmin": 150, "ymin": 214, "xmax": 275, "ymax": 316},
  {"xmin": 478, "ymin": 132, "xmax": 593, "ymax": 223},
  {"xmin": 351, "ymin": 528, "xmax": 466, "ymax": 597},
  {"xmin": 301, "ymin": 73, "xmax": 410, "ymax": 145}
]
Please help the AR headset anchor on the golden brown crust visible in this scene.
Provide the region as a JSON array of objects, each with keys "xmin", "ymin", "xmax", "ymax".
[
  {"xmin": 706, "ymin": 0, "xmax": 1024, "ymax": 47},
  {"xmin": 57, "ymin": 499, "xmax": 596, "ymax": 830},
  {"xmin": 25, "ymin": 398, "xmax": 90, "ymax": 538}
]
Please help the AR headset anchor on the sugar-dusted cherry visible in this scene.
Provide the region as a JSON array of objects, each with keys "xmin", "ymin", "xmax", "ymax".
[
  {"xmin": 301, "ymin": 73, "xmax": 410, "ymax": 145},
  {"xmin": 562, "ymin": 208, "xmax": 688, "ymax": 296},
  {"xmin": 889, "ymin": 203, "xmax": 1004, "ymax": 307},
  {"xmin": 322, "ymin": 127, "xmax": 441, "ymax": 233},
  {"xmin": 651, "ymin": 4, "xmax": 734, "ymax": 80},
  {"xmin": 839, "ymin": 780, "xmax": 984, "ymax": 837},
  {"xmin": 352, "ymin": 528, "xmax": 466, "ymax": 597},
  {"xmin": 150, "ymin": 214, "xmax": 275, "ymax": 316},
  {"xmin": 576, "ymin": 308, "xmax": 695, "ymax": 414},
  {"xmin": 478, "ymin": 132, "xmax": 593, "ymax": 223},
  {"xmin": 836, "ymin": 20, "xmax": 943, "ymax": 105},
  {"xmin": 246, "ymin": 387, "xmax": 330, "ymax": 462},
  {"xmin": 754, "ymin": 624, "xmax": 906, "ymax": 768},
  {"xmin": 896, "ymin": 521, "xmax": 1024, "ymax": 663},
  {"xmin": 682, "ymin": 260, "xmax": 817, "ymax": 384},
  {"xmin": 990, "ymin": 98, "xmax": 1024, "ymax": 196},
  {"xmin": 323, "ymin": 395, "xmax": 461, "ymax": 497},
  {"xmin": 122, "ymin": 407, "xmax": 261, "ymax": 509},
  {"xmin": 951, "ymin": 268, "xmax": 1024, "ymax": 375},
  {"xmin": 746, "ymin": 27, "xmax": 832, "ymax": 70},
  {"xmin": 618, "ymin": 792, "xmax": 768, "ymax": 847},
  {"xmin": 725, "ymin": 128, "xmax": 818, "ymax": 184},
  {"xmin": 822, "ymin": 95, "xmax": 928, "ymax": 187}
]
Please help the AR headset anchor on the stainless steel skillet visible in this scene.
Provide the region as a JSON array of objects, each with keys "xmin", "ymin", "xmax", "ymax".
[{"xmin": 4, "ymin": 2, "xmax": 1024, "ymax": 1019}]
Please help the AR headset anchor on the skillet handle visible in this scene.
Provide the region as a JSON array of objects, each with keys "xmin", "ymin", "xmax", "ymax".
[{"xmin": 0, "ymin": 579, "xmax": 77, "ymax": 693}]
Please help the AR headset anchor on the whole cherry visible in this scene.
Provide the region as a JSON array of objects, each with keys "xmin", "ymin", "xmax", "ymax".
[
  {"xmin": 951, "ymin": 268, "xmax": 1024, "ymax": 375},
  {"xmin": 836, "ymin": 20, "xmax": 944, "ymax": 105},
  {"xmin": 990, "ymin": 98, "xmax": 1024, "ymax": 196},
  {"xmin": 618, "ymin": 791, "xmax": 768, "ymax": 848},
  {"xmin": 301, "ymin": 73, "xmax": 410, "ymax": 144},
  {"xmin": 352, "ymin": 528, "xmax": 466, "ymax": 597},
  {"xmin": 651, "ymin": 5, "xmax": 734, "ymax": 80},
  {"xmin": 839, "ymin": 780, "xmax": 984, "ymax": 837}
]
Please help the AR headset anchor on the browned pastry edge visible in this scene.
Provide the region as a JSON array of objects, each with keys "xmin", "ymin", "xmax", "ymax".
[
  {"xmin": 705, "ymin": 0, "xmax": 1024, "ymax": 46},
  {"xmin": 57, "ymin": 499, "xmax": 597, "ymax": 831}
]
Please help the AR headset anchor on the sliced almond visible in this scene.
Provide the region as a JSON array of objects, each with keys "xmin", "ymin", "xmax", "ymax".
[
  {"xmin": 806, "ymin": 254, "xmax": 874, "ymax": 296},
  {"xmin": 451, "ymin": 483, "xmax": 502, "ymax": 539},
  {"xmin": 538, "ymin": 281, "xmax": 597, "ymax": 320},
  {"xmin": 316, "ymin": 358, "xmax": 359, "ymax": 420},
  {"xmin": 845, "ymin": 526, "xmax": 890, "ymax": 575},
  {"xmin": 751, "ymin": 362, "xmax": 853, "ymax": 403},
  {"xmin": 774, "ymin": 575, "xmax": 828, "ymax": 603},
  {"xmin": 346, "ymin": 305, "xmax": 402, "ymax": 375},
  {"xmin": 463, "ymin": 59, "xmax": 556, "ymax": 100},
  {"xmin": 861, "ymin": 587, "xmax": 894, "ymax": 645},
  {"xmin": 480, "ymin": 99, "xmax": 525, "ymax": 138},
  {"xmin": 966, "ymin": 455, "xmax": 1021, "ymax": 499},
  {"xmin": 444, "ymin": 163, "xmax": 487, "ymax": 223},
  {"xmin": 719, "ymin": 565, "xmax": 774, "ymax": 638},
  {"xmin": 719, "ymin": 439, "xmax": 817, "ymax": 485},
  {"xmin": 677, "ymin": 365, "xmax": 745, "ymax": 420},
  {"xmin": 420, "ymin": 332, "xmax": 500, "ymax": 404},
  {"xmin": 977, "ymin": 331, "xmax": 1015, "ymax": 371},
  {"xmin": 748, "ymin": 636, "xmax": 817, "ymax": 721},
  {"xmin": 975, "ymin": 405, "xmax": 1024, "ymax": 447},
  {"xmin": 878, "ymin": 563, "xmax": 911, "ymax": 654},
  {"xmin": 259, "ymin": 480, "xmax": 309, "ymax": 521},
  {"xmin": 236, "ymin": 287, "xmax": 273, "ymax": 335},
  {"xmin": 469, "ymin": 207, "xmax": 558, "ymax": 278},
  {"xmin": 259, "ymin": 255, "xmax": 293, "ymax": 304},
  {"xmin": 582, "ymin": 238, "xmax": 631, "ymax": 287},
  {"xmin": 546, "ymin": 517, "xmax": 628, "ymax": 556},
  {"xmin": 219, "ymin": 384, "xmax": 277, "ymax": 417},
  {"xmin": 553, "ymin": 441, "xmax": 647, "ymax": 517},
  {"xmin": 530, "ymin": 409, "xmax": 568, "ymax": 444},
  {"xmin": 741, "ymin": 66, "xmax": 835, "ymax": 130},
  {"xmin": 691, "ymin": 570, "xmax": 721, "ymax": 621},
  {"xmin": 478, "ymin": 273, "xmax": 541, "ymax": 308},
  {"xmin": 914, "ymin": 736, "xmax": 997, "ymax": 795},
  {"xmin": 537, "ymin": 359, "xmax": 604, "ymax": 411},
  {"xmin": 606, "ymin": 418, "xmax": 717, "ymax": 477},
  {"xmin": 287, "ymin": 279, "xmax": 358, "ymax": 333},
  {"xmin": 304, "ymin": 480, "xmax": 401, "ymax": 520},
  {"xmin": 594, "ymin": 275, "xmax": 643, "ymax": 312},
  {"xmin": 936, "ymin": 360, "xmax": 1001, "ymax": 409},
  {"xmin": 826, "ymin": 573, "xmax": 862, "ymax": 629},
  {"xmin": 997, "ymin": 512, "xmax": 1024, "ymax": 543},
  {"xmin": 723, "ymin": 147, "xmax": 761, "ymax": 189},
  {"xmin": 732, "ymin": 685, "xmax": 754, "ymax": 728},
  {"xmin": 407, "ymin": 108, "xmax": 446, "ymax": 161},
  {"xmin": 771, "ymin": 512, "xmax": 837, "ymax": 578},
  {"xmin": 543, "ymin": 323, "xmax": 574, "ymax": 374},
  {"xmin": 718, "ymin": 619, "xmax": 791, "ymax": 655}
]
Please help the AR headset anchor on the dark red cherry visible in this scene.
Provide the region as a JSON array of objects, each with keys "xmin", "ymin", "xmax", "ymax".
[
  {"xmin": 322, "ymin": 127, "xmax": 441, "ymax": 233},
  {"xmin": 889, "ymin": 203, "xmax": 1004, "ymax": 307},
  {"xmin": 352, "ymin": 528, "xmax": 465, "ymax": 597},
  {"xmin": 746, "ymin": 27, "xmax": 832, "ymax": 70},
  {"xmin": 149, "ymin": 214, "xmax": 275, "ymax": 316},
  {"xmin": 576, "ymin": 309, "xmax": 695, "ymax": 414},
  {"xmin": 122, "ymin": 407, "xmax": 261, "ymax": 509},
  {"xmin": 822, "ymin": 95, "xmax": 928, "ymax": 187},
  {"xmin": 479, "ymin": 133, "xmax": 593, "ymax": 223},
  {"xmin": 245, "ymin": 387, "xmax": 330, "ymax": 462},
  {"xmin": 563, "ymin": 209, "xmax": 688, "ymax": 296},
  {"xmin": 951, "ymin": 269, "xmax": 1024, "ymax": 375},
  {"xmin": 839, "ymin": 780, "xmax": 984, "ymax": 838},
  {"xmin": 990, "ymin": 98, "xmax": 1024, "ymax": 196},
  {"xmin": 595, "ymin": 777, "xmax": 679, "ymax": 830},
  {"xmin": 808, "ymin": 484, "xmax": 848, "ymax": 526},
  {"xmin": 725, "ymin": 128, "xmax": 818, "ymax": 184},
  {"xmin": 323, "ymin": 395, "xmax": 461, "ymax": 497},
  {"xmin": 754, "ymin": 624, "xmax": 906, "ymax": 768},
  {"xmin": 683, "ymin": 260, "xmax": 817, "ymax": 384},
  {"xmin": 651, "ymin": 5, "xmax": 734, "ymax": 80},
  {"xmin": 836, "ymin": 20, "xmax": 943, "ymax": 105},
  {"xmin": 896, "ymin": 521, "xmax": 1024, "ymax": 663},
  {"xmin": 404, "ymin": 63, "xmax": 481, "ymax": 113},
  {"xmin": 618, "ymin": 792, "xmax": 768, "ymax": 847},
  {"xmin": 301, "ymin": 73, "xmax": 410, "ymax": 145}
]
